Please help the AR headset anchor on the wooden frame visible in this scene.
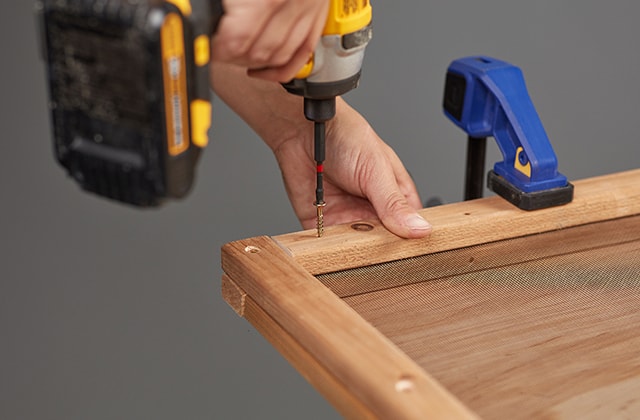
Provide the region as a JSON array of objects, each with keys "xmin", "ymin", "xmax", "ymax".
[{"xmin": 221, "ymin": 169, "xmax": 640, "ymax": 419}]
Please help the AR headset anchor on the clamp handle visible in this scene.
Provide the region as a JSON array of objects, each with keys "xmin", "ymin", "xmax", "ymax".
[{"xmin": 443, "ymin": 56, "xmax": 573, "ymax": 209}]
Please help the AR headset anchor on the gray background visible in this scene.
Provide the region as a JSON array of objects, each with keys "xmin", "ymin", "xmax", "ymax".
[{"xmin": 2, "ymin": 1, "xmax": 639, "ymax": 419}]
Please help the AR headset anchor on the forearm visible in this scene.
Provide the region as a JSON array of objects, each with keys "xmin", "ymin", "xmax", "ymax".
[{"xmin": 209, "ymin": 62, "xmax": 309, "ymax": 151}]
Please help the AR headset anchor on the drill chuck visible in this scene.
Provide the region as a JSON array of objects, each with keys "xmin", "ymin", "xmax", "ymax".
[{"xmin": 304, "ymin": 98, "xmax": 336, "ymax": 122}]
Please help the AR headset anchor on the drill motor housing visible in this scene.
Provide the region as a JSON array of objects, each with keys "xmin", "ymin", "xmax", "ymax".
[{"xmin": 283, "ymin": 0, "xmax": 372, "ymax": 122}]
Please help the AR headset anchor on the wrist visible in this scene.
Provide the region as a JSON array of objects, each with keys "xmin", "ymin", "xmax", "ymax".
[{"xmin": 210, "ymin": 62, "xmax": 311, "ymax": 152}]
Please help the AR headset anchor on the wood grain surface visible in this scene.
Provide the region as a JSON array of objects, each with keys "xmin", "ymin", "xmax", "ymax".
[
  {"xmin": 339, "ymin": 218, "xmax": 640, "ymax": 419},
  {"xmin": 274, "ymin": 169, "xmax": 640, "ymax": 275},
  {"xmin": 221, "ymin": 170, "xmax": 640, "ymax": 419},
  {"xmin": 222, "ymin": 237, "xmax": 477, "ymax": 419},
  {"xmin": 316, "ymin": 215, "xmax": 640, "ymax": 298}
]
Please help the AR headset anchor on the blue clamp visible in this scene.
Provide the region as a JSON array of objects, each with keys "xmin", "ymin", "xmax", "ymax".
[{"xmin": 443, "ymin": 56, "xmax": 573, "ymax": 210}]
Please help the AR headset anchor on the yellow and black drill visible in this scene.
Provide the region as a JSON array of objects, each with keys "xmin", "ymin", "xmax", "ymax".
[
  {"xmin": 38, "ymin": 0, "xmax": 223, "ymax": 206},
  {"xmin": 38, "ymin": 0, "xmax": 372, "ymax": 233},
  {"xmin": 283, "ymin": 1, "xmax": 373, "ymax": 237}
]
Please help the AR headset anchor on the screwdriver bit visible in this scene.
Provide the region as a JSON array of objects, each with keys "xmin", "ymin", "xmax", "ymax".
[{"xmin": 314, "ymin": 121, "xmax": 326, "ymax": 237}]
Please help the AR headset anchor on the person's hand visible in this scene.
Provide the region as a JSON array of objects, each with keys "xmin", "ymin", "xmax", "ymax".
[
  {"xmin": 210, "ymin": 63, "xmax": 431, "ymax": 239},
  {"xmin": 211, "ymin": 0, "xmax": 329, "ymax": 82},
  {"xmin": 272, "ymin": 99, "xmax": 432, "ymax": 239}
]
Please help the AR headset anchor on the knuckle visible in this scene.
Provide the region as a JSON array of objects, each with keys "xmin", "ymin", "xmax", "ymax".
[
  {"xmin": 219, "ymin": 28, "xmax": 252, "ymax": 59},
  {"xmin": 248, "ymin": 46, "xmax": 272, "ymax": 65},
  {"xmin": 385, "ymin": 193, "xmax": 409, "ymax": 215},
  {"xmin": 268, "ymin": 49, "xmax": 291, "ymax": 68},
  {"xmin": 233, "ymin": 28, "xmax": 251, "ymax": 43},
  {"xmin": 301, "ymin": 37, "xmax": 316, "ymax": 55}
]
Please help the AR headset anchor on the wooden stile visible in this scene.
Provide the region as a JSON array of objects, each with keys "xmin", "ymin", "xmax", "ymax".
[{"xmin": 221, "ymin": 169, "xmax": 640, "ymax": 419}]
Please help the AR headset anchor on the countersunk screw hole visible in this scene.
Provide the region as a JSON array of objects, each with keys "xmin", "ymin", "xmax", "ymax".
[
  {"xmin": 351, "ymin": 222, "xmax": 374, "ymax": 232},
  {"xmin": 395, "ymin": 375, "xmax": 415, "ymax": 393},
  {"xmin": 244, "ymin": 246, "xmax": 260, "ymax": 254}
]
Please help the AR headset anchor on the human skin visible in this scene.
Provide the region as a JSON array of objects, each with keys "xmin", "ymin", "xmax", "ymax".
[
  {"xmin": 210, "ymin": 62, "xmax": 432, "ymax": 238},
  {"xmin": 210, "ymin": 0, "xmax": 330, "ymax": 82}
]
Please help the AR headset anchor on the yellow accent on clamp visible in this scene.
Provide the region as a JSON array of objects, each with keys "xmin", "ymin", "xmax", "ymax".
[{"xmin": 514, "ymin": 147, "xmax": 532, "ymax": 178}]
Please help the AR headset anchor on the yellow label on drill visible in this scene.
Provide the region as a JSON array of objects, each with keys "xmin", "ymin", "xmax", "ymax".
[
  {"xmin": 161, "ymin": 13, "xmax": 189, "ymax": 156},
  {"xmin": 324, "ymin": 0, "xmax": 372, "ymax": 35}
]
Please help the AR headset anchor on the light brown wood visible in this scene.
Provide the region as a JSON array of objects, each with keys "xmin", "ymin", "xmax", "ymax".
[
  {"xmin": 274, "ymin": 169, "xmax": 640, "ymax": 275},
  {"xmin": 340, "ymin": 227, "xmax": 640, "ymax": 419},
  {"xmin": 316, "ymin": 215, "xmax": 640, "ymax": 298},
  {"xmin": 548, "ymin": 376, "xmax": 640, "ymax": 419},
  {"xmin": 221, "ymin": 170, "xmax": 640, "ymax": 419},
  {"xmin": 237, "ymin": 280, "xmax": 379, "ymax": 419},
  {"xmin": 221, "ymin": 274, "xmax": 246, "ymax": 316},
  {"xmin": 221, "ymin": 236, "xmax": 478, "ymax": 419}
]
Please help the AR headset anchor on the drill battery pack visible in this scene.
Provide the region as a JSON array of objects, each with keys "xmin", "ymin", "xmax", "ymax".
[{"xmin": 37, "ymin": 0, "xmax": 221, "ymax": 206}]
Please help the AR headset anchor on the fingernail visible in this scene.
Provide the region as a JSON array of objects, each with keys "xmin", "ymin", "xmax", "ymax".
[{"xmin": 405, "ymin": 214, "xmax": 432, "ymax": 231}]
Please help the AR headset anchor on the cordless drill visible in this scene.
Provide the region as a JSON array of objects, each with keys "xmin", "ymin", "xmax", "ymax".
[
  {"xmin": 39, "ymin": 0, "xmax": 372, "ymax": 225},
  {"xmin": 283, "ymin": 1, "xmax": 373, "ymax": 237}
]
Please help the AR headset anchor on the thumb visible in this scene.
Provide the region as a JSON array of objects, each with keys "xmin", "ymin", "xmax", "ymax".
[
  {"xmin": 372, "ymin": 189, "xmax": 432, "ymax": 238},
  {"xmin": 359, "ymin": 142, "xmax": 431, "ymax": 239}
]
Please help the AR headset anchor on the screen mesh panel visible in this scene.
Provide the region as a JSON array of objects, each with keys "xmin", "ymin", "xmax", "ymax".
[{"xmin": 317, "ymin": 215, "xmax": 640, "ymax": 419}]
